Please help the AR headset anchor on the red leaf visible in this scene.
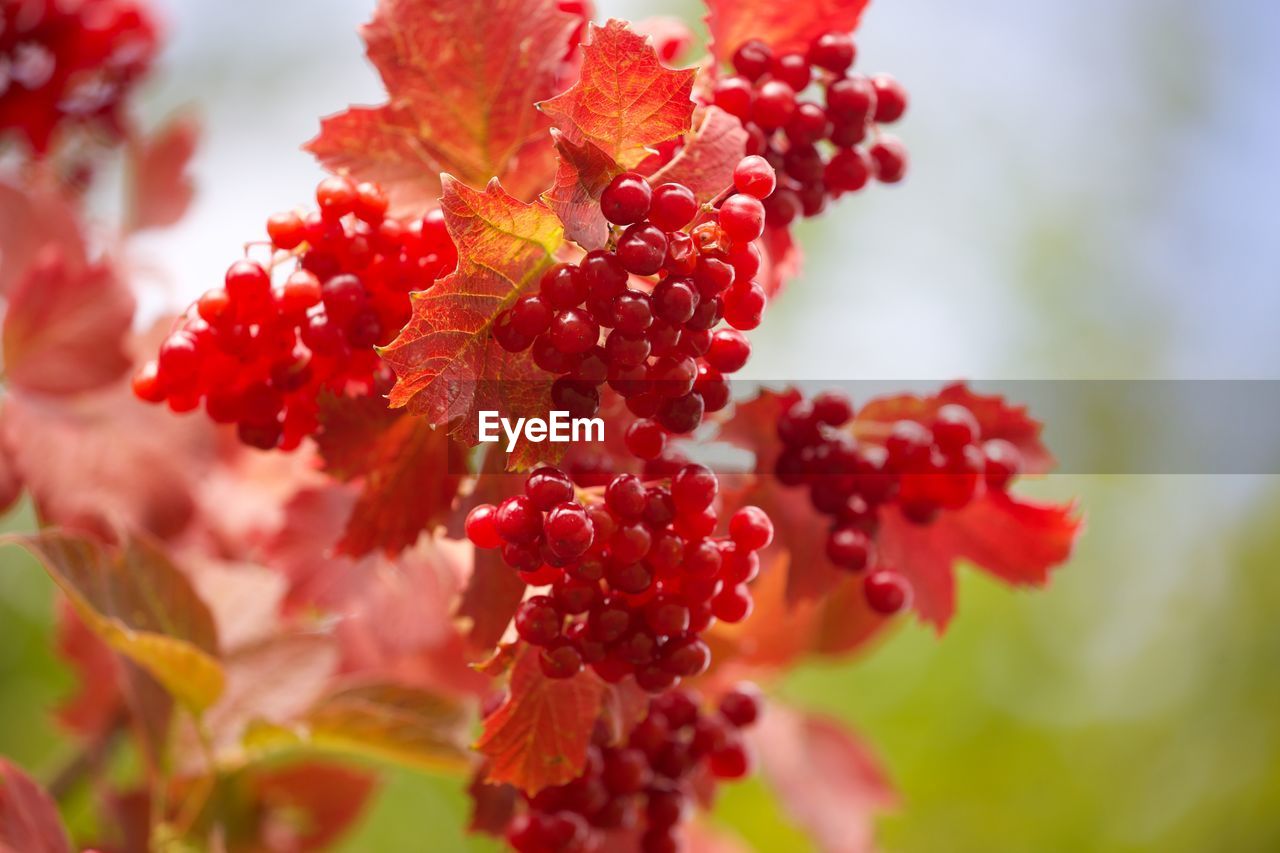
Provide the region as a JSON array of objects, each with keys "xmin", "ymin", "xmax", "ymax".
[
  {"xmin": 540, "ymin": 20, "xmax": 697, "ymax": 170},
  {"xmin": 754, "ymin": 704, "xmax": 897, "ymax": 853},
  {"xmin": 0, "ymin": 440, "xmax": 20, "ymax": 516},
  {"xmin": 0, "ymin": 176, "xmax": 84, "ymax": 296},
  {"xmin": 3, "ymin": 249, "xmax": 135, "ymax": 396},
  {"xmin": 543, "ymin": 131, "xmax": 623, "ymax": 250},
  {"xmin": 878, "ymin": 493, "xmax": 1083, "ymax": 631},
  {"xmin": 315, "ymin": 396, "xmax": 466, "ymax": 557},
  {"xmin": 468, "ymin": 771, "xmax": 519, "ymax": 836},
  {"xmin": 705, "ymin": 0, "xmax": 871, "ymax": 61},
  {"xmin": 246, "ymin": 761, "xmax": 377, "ymax": 852},
  {"xmin": 648, "ymin": 106, "xmax": 748, "ymax": 203},
  {"xmin": 127, "ymin": 113, "xmax": 199, "ymax": 232},
  {"xmin": 380, "ymin": 177, "xmax": 561, "ymax": 465},
  {"xmin": 53, "ymin": 600, "xmax": 124, "ymax": 739},
  {"xmin": 0, "ymin": 758, "xmax": 71, "ymax": 853},
  {"xmin": 306, "ymin": 0, "xmax": 580, "ymax": 214},
  {"xmin": 475, "ymin": 644, "xmax": 609, "ymax": 794}
]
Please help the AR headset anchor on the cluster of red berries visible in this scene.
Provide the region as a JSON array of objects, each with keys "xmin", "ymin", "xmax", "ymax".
[
  {"xmin": 775, "ymin": 391, "xmax": 1024, "ymax": 614},
  {"xmin": 491, "ymin": 159, "xmax": 773, "ymax": 447},
  {"xmin": 711, "ymin": 30, "xmax": 909, "ymax": 225},
  {"xmin": 133, "ymin": 177, "xmax": 457, "ymax": 449},
  {"xmin": 0, "ymin": 0, "xmax": 158, "ymax": 154},
  {"xmin": 503, "ymin": 685, "xmax": 761, "ymax": 853},
  {"xmin": 466, "ymin": 464, "xmax": 772, "ymax": 692}
]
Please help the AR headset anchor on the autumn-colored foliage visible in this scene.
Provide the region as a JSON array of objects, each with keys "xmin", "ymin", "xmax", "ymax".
[{"xmin": 0, "ymin": 0, "xmax": 1082, "ymax": 850}]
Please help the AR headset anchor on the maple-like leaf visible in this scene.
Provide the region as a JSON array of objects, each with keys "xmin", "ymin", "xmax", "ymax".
[
  {"xmin": 543, "ymin": 131, "xmax": 624, "ymax": 250},
  {"xmin": 0, "ymin": 758, "xmax": 71, "ymax": 853},
  {"xmin": 306, "ymin": 0, "xmax": 580, "ymax": 214},
  {"xmin": 2, "ymin": 530, "xmax": 226, "ymax": 712},
  {"xmin": 753, "ymin": 704, "xmax": 897, "ymax": 853},
  {"xmin": 315, "ymin": 395, "xmax": 466, "ymax": 557},
  {"xmin": 648, "ymin": 106, "xmax": 748, "ymax": 203},
  {"xmin": 3, "ymin": 248, "xmax": 136, "ymax": 396},
  {"xmin": 126, "ymin": 113, "xmax": 199, "ymax": 232},
  {"xmin": 704, "ymin": 0, "xmax": 871, "ymax": 61},
  {"xmin": 380, "ymin": 177, "xmax": 562, "ymax": 464},
  {"xmin": 540, "ymin": 20, "xmax": 697, "ymax": 170},
  {"xmin": 475, "ymin": 644, "xmax": 610, "ymax": 794}
]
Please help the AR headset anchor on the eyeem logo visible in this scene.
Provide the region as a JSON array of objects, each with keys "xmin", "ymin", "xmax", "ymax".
[{"xmin": 478, "ymin": 411, "xmax": 604, "ymax": 452}]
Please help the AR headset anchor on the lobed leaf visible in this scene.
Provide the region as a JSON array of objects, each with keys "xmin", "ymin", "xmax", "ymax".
[
  {"xmin": 2, "ymin": 530, "xmax": 225, "ymax": 712},
  {"xmin": 379, "ymin": 177, "xmax": 562, "ymax": 463},
  {"xmin": 475, "ymin": 645, "xmax": 609, "ymax": 794},
  {"xmin": 704, "ymin": 0, "xmax": 871, "ymax": 61},
  {"xmin": 539, "ymin": 20, "xmax": 697, "ymax": 170},
  {"xmin": 306, "ymin": 0, "xmax": 580, "ymax": 214},
  {"xmin": 543, "ymin": 130, "xmax": 623, "ymax": 250}
]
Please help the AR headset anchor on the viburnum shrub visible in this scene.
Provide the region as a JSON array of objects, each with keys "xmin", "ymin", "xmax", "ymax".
[{"xmin": 0, "ymin": 1, "xmax": 1082, "ymax": 851}]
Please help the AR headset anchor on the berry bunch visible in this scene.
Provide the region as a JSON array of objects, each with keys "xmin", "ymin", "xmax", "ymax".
[
  {"xmin": 133, "ymin": 177, "xmax": 457, "ymax": 449},
  {"xmin": 710, "ymin": 30, "xmax": 909, "ymax": 225},
  {"xmin": 466, "ymin": 464, "xmax": 773, "ymax": 691},
  {"xmin": 0, "ymin": 0, "xmax": 158, "ymax": 154},
  {"xmin": 502, "ymin": 685, "xmax": 761, "ymax": 852},
  {"xmin": 775, "ymin": 391, "xmax": 1024, "ymax": 614},
  {"xmin": 491, "ymin": 161, "xmax": 771, "ymax": 447}
]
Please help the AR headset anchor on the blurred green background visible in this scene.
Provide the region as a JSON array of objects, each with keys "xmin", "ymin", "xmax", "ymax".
[{"xmin": 5, "ymin": 0, "xmax": 1279, "ymax": 850}]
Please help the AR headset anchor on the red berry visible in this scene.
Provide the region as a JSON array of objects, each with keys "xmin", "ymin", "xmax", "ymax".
[
  {"xmin": 812, "ymin": 391, "xmax": 853, "ymax": 425},
  {"xmin": 652, "ymin": 278, "xmax": 699, "ymax": 325},
  {"xmin": 649, "ymin": 183, "xmax": 698, "ymax": 231},
  {"xmin": 733, "ymin": 154, "xmax": 777, "ymax": 200},
  {"xmin": 723, "ymin": 281, "xmax": 766, "ymax": 331},
  {"xmin": 731, "ymin": 39, "xmax": 772, "ymax": 81},
  {"xmin": 751, "ymin": 80, "xmax": 797, "ymax": 129},
  {"xmin": 515, "ymin": 596, "xmax": 563, "ymax": 645},
  {"xmin": 601, "ymin": 172, "xmax": 652, "ymax": 225},
  {"xmin": 496, "ymin": 495, "xmax": 543, "ymax": 544},
  {"xmin": 465, "ymin": 504, "xmax": 502, "ymax": 549},
  {"xmin": 711, "ymin": 583, "xmax": 753, "ymax": 623},
  {"xmin": 770, "ymin": 52, "xmax": 812, "ymax": 91},
  {"xmin": 540, "ymin": 263, "xmax": 588, "ymax": 309},
  {"xmin": 316, "ymin": 176, "xmax": 357, "ymax": 220},
  {"xmin": 729, "ymin": 506, "xmax": 773, "ymax": 551},
  {"xmin": 706, "ymin": 328, "xmax": 751, "ymax": 373},
  {"xmin": 871, "ymin": 73, "xmax": 908, "ymax": 123},
  {"xmin": 266, "ymin": 211, "xmax": 306, "ymax": 249},
  {"xmin": 224, "ymin": 259, "xmax": 270, "ymax": 307},
  {"xmin": 826, "ymin": 526, "xmax": 871, "ymax": 570},
  {"xmin": 864, "ymin": 570, "xmax": 911, "ymax": 614},
  {"xmin": 983, "ymin": 439, "xmax": 1023, "ymax": 491},
  {"xmin": 870, "ymin": 136, "xmax": 909, "ymax": 183},
  {"xmin": 827, "ymin": 75, "xmax": 876, "ymax": 124},
  {"xmin": 719, "ymin": 684, "xmax": 763, "ymax": 727},
  {"xmin": 546, "ymin": 502, "xmax": 594, "ymax": 558},
  {"xmin": 539, "ymin": 640, "xmax": 584, "ymax": 679},
  {"xmin": 549, "ymin": 308, "xmax": 599, "ymax": 355},
  {"xmin": 616, "ymin": 224, "xmax": 668, "ymax": 275},
  {"xmin": 718, "ymin": 194, "xmax": 766, "ymax": 242},
  {"xmin": 625, "ymin": 419, "xmax": 667, "ymax": 460},
  {"xmin": 605, "ymin": 474, "xmax": 647, "ymax": 519},
  {"xmin": 808, "ymin": 31, "xmax": 856, "ymax": 73},
  {"xmin": 713, "ymin": 77, "xmax": 754, "ymax": 120},
  {"xmin": 826, "ymin": 146, "xmax": 872, "ymax": 193},
  {"xmin": 708, "ymin": 738, "xmax": 751, "ymax": 779},
  {"xmin": 525, "ymin": 466, "xmax": 575, "ymax": 510},
  {"xmin": 132, "ymin": 361, "xmax": 165, "ymax": 402}
]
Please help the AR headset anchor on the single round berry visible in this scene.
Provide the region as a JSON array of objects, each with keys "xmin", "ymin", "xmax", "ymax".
[
  {"xmin": 672, "ymin": 464, "xmax": 718, "ymax": 513},
  {"xmin": 706, "ymin": 328, "xmax": 751, "ymax": 373},
  {"xmin": 515, "ymin": 596, "xmax": 563, "ymax": 645},
  {"xmin": 652, "ymin": 278, "xmax": 699, "ymax": 325},
  {"xmin": 549, "ymin": 309, "xmax": 599, "ymax": 355},
  {"xmin": 729, "ymin": 506, "xmax": 773, "ymax": 551},
  {"xmin": 496, "ymin": 495, "xmax": 543, "ymax": 544},
  {"xmin": 870, "ymin": 136, "xmax": 909, "ymax": 183},
  {"xmin": 713, "ymin": 77, "xmax": 754, "ymax": 120},
  {"xmin": 605, "ymin": 474, "xmax": 648, "ymax": 519},
  {"xmin": 864, "ymin": 570, "xmax": 911, "ymax": 614},
  {"xmin": 718, "ymin": 194, "xmax": 766, "ymax": 242},
  {"xmin": 719, "ymin": 684, "xmax": 762, "ymax": 727},
  {"xmin": 770, "ymin": 53, "xmax": 812, "ymax": 91},
  {"xmin": 826, "ymin": 147, "xmax": 872, "ymax": 193},
  {"xmin": 826, "ymin": 526, "xmax": 871, "ymax": 570},
  {"xmin": 525, "ymin": 466, "xmax": 575, "ymax": 510},
  {"xmin": 540, "ymin": 263, "xmax": 588, "ymax": 309},
  {"xmin": 871, "ymin": 73, "xmax": 909, "ymax": 123},
  {"xmin": 616, "ymin": 224, "xmax": 668, "ymax": 276},
  {"xmin": 648, "ymin": 183, "xmax": 698, "ymax": 231},
  {"xmin": 224, "ymin": 259, "xmax": 270, "ymax": 307},
  {"xmin": 826, "ymin": 75, "xmax": 877, "ymax": 124},
  {"xmin": 316, "ymin": 175, "xmax": 357, "ymax": 220},
  {"xmin": 733, "ymin": 154, "xmax": 777, "ymax": 200},
  {"xmin": 600, "ymin": 172, "xmax": 652, "ymax": 225},
  {"xmin": 808, "ymin": 31, "xmax": 856, "ymax": 73},
  {"xmin": 723, "ymin": 281, "xmax": 766, "ymax": 331},
  {"xmin": 546, "ymin": 502, "xmax": 594, "ymax": 558},
  {"xmin": 465, "ymin": 504, "xmax": 503, "ymax": 549},
  {"xmin": 751, "ymin": 80, "xmax": 797, "ymax": 130},
  {"xmin": 625, "ymin": 419, "xmax": 667, "ymax": 460},
  {"xmin": 732, "ymin": 39, "xmax": 772, "ymax": 81},
  {"xmin": 539, "ymin": 640, "xmax": 584, "ymax": 679}
]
